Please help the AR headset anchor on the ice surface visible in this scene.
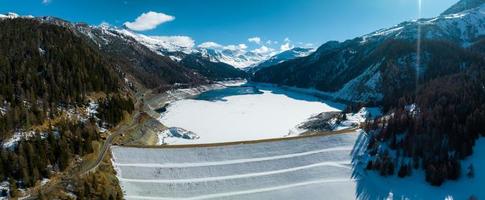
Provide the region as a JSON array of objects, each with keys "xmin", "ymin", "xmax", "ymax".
[{"xmin": 159, "ymin": 85, "xmax": 342, "ymax": 144}]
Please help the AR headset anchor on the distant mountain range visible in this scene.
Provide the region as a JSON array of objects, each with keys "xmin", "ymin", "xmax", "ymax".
[
  {"xmin": 248, "ymin": 47, "xmax": 314, "ymax": 73},
  {"xmin": 112, "ymin": 28, "xmax": 311, "ymax": 69},
  {"xmin": 0, "ymin": 14, "xmax": 316, "ymax": 92}
]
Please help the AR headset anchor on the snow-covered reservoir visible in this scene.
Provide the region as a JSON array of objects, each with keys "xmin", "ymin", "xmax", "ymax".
[
  {"xmin": 158, "ymin": 84, "xmax": 344, "ymax": 144},
  {"xmin": 111, "ymin": 132, "xmax": 359, "ymax": 200}
]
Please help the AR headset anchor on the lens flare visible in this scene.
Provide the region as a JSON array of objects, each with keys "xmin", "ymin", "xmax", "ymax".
[{"xmin": 416, "ymin": 0, "xmax": 422, "ymax": 94}]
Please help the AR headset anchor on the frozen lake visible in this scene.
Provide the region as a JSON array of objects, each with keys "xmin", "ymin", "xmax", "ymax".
[{"xmin": 158, "ymin": 84, "xmax": 344, "ymax": 144}]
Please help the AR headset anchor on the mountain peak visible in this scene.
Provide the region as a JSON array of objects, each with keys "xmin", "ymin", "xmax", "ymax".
[{"xmin": 441, "ymin": 0, "xmax": 485, "ymax": 15}]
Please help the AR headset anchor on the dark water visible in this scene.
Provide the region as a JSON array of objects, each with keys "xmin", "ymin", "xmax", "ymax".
[{"xmin": 194, "ymin": 86, "xmax": 263, "ymax": 101}]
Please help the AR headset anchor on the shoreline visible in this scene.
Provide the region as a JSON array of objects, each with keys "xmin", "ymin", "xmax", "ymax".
[
  {"xmin": 131, "ymin": 80, "xmax": 358, "ymax": 147},
  {"xmin": 115, "ymin": 128, "xmax": 359, "ymax": 149}
]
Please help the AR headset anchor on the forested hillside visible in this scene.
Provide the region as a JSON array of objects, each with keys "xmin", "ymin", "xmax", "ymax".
[
  {"xmin": 365, "ymin": 58, "xmax": 485, "ymax": 186},
  {"xmin": 363, "ymin": 21, "xmax": 485, "ymax": 186},
  {"xmin": 0, "ymin": 18, "xmax": 133, "ymax": 198},
  {"xmin": 0, "ymin": 19, "xmax": 121, "ymax": 136},
  {"xmin": 253, "ymin": 0, "xmax": 485, "ymax": 186},
  {"xmin": 179, "ymin": 53, "xmax": 247, "ymax": 81},
  {"xmin": 76, "ymin": 25, "xmax": 208, "ymax": 90}
]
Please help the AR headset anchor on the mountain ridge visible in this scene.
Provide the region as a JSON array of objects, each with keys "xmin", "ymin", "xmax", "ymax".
[
  {"xmin": 442, "ymin": 0, "xmax": 485, "ymax": 15},
  {"xmin": 248, "ymin": 47, "xmax": 314, "ymax": 73},
  {"xmin": 253, "ymin": 1, "xmax": 485, "ymax": 104}
]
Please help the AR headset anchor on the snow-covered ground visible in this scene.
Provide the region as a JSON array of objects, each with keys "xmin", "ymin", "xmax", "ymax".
[
  {"xmin": 336, "ymin": 107, "xmax": 382, "ymax": 131},
  {"xmin": 157, "ymin": 128, "xmax": 199, "ymax": 145},
  {"xmin": 0, "ymin": 181, "xmax": 9, "ymax": 200},
  {"xmin": 2, "ymin": 130, "xmax": 47, "ymax": 149},
  {"xmin": 113, "ymin": 129, "xmax": 485, "ymax": 199},
  {"xmin": 111, "ymin": 131, "xmax": 359, "ymax": 200},
  {"xmin": 352, "ymin": 135, "xmax": 485, "ymax": 199},
  {"xmin": 158, "ymin": 84, "xmax": 343, "ymax": 144}
]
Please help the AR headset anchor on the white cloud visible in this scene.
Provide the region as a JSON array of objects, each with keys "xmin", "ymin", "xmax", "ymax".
[
  {"xmin": 266, "ymin": 40, "xmax": 278, "ymax": 45},
  {"xmin": 279, "ymin": 37, "xmax": 297, "ymax": 51},
  {"xmin": 42, "ymin": 0, "xmax": 51, "ymax": 5},
  {"xmin": 252, "ymin": 45, "xmax": 274, "ymax": 55},
  {"xmin": 280, "ymin": 42, "xmax": 294, "ymax": 51},
  {"xmin": 124, "ymin": 11, "xmax": 175, "ymax": 31},
  {"xmin": 248, "ymin": 37, "xmax": 261, "ymax": 45},
  {"xmin": 304, "ymin": 43, "xmax": 315, "ymax": 47}
]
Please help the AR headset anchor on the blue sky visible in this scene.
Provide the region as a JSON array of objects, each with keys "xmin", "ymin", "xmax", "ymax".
[{"xmin": 0, "ymin": 0, "xmax": 457, "ymax": 50}]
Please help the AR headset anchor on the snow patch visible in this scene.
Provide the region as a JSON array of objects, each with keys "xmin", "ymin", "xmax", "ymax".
[
  {"xmin": 0, "ymin": 181, "xmax": 8, "ymax": 200},
  {"xmin": 338, "ymin": 107, "xmax": 382, "ymax": 130},
  {"xmin": 354, "ymin": 136, "xmax": 485, "ymax": 199},
  {"xmin": 40, "ymin": 178, "xmax": 49, "ymax": 186},
  {"xmin": 38, "ymin": 47, "xmax": 46, "ymax": 55},
  {"xmin": 157, "ymin": 127, "xmax": 199, "ymax": 145},
  {"xmin": 0, "ymin": 12, "xmax": 19, "ymax": 19},
  {"xmin": 325, "ymin": 62, "xmax": 384, "ymax": 103},
  {"xmin": 0, "ymin": 107, "xmax": 6, "ymax": 116},
  {"xmin": 2, "ymin": 130, "xmax": 48, "ymax": 149}
]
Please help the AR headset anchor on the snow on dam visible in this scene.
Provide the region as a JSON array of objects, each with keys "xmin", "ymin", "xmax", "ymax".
[{"xmin": 111, "ymin": 132, "xmax": 360, "ymax": 200}]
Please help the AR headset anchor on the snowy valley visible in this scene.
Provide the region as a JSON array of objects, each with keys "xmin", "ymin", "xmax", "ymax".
[{"xmin": 0, "ymin": 0, "xmax": 484, "ymax": 199}]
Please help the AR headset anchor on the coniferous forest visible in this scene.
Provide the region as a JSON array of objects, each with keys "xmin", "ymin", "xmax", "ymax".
[
  {"xmin": 364, "ymin": 44, "xmax": 485, "ymax": 185},
  {"xmin": 0, "ymin": 19, "xmax": 120, "ymax": 136},
  {"xmin": 0, "ymin": 19, "xmax": 134, "ymax": 197}
]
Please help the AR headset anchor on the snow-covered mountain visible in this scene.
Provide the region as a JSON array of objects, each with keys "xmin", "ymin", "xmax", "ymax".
[
  {"xmin": 249, "ymin": 47, "xmax": 314, "ymax": 73},
  {"xmin": 113, "ymin": 28, "xmax": 195, "ymax": 55},
  {"xmin": 94, "ymin": 27, "xmax": 311, "ymax": 69},
  {"xmin": 0, "ymin": 16, "xmax": 275, "ymax": 69},
  {"xmin": 254, "ymin": 1, "xmax": 485, "ymax": 103},
  {"xmin": 12, "ymin": 16, "xmax": 248, "ymax": 85},
  {"xmin": 0, "ymin": 12, "xmax": 19, "ymax": 19},
  {"xmin": 360, "ymin": 2, "xmax": 485, "ymax": 47},
  {"xmin": 111, "ymin": 29, "xmax": 275, "ymax": 68},
  {"xmin": 21, "ymin": 19, "xmax": 308, "ymax": 69},
  {"xmin": 0, "ymin": 12, "xmax": 34, "ymax": 19},
  {"xmin": 196, "ymin": 47, "xmax": 270, "ymax": 69},
  {"xmin": 442, "ymin": 0, "xmax": 485, "ymax": 15}
]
